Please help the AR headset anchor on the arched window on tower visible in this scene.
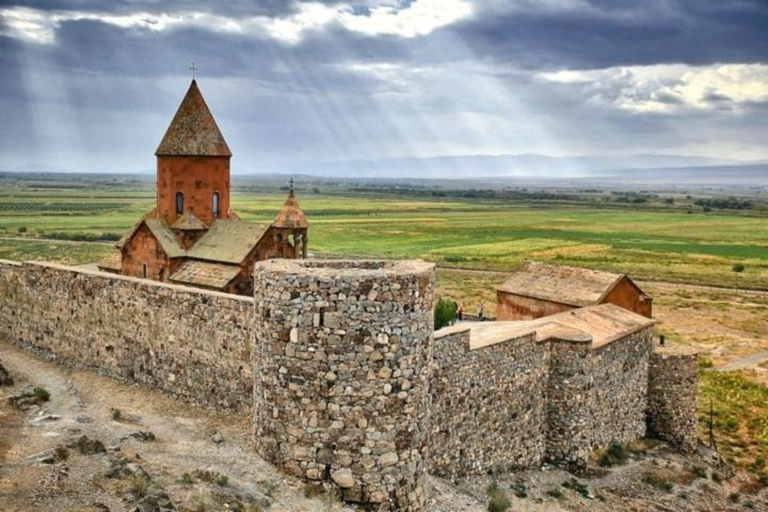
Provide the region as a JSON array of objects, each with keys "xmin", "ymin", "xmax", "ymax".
[
  {"xmin": 212, "ymin": 192, "xmax": 220, "ymax": 218},
  {"xmin": 175, "ymin": 192, "xmax": 184, "ymax": 215}
]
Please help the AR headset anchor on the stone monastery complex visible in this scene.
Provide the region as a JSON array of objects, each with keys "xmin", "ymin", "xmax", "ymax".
[
  {"xmin": 97, "ymin": 79, "xmax": 308, "ymax": 295},
  {"xmin": 0, "ymin": 79, "xmax": 700, "ymax": 511}
]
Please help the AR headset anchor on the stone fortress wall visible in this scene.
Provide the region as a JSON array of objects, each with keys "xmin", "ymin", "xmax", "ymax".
[
  {"xmin": 0, "ymin": 258, "xmax": 700, "ymax": 511},
  {"xmin": 0, "ymin": 259, "xmax": 254, "ymax": 412}
]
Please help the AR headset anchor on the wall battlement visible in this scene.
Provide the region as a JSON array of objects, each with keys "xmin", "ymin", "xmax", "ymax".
[{"xmin": 0, "ymin": 258, "xmax": 699, "ymax": 512}]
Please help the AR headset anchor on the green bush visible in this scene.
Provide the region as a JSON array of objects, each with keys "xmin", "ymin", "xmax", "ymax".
[
  {"xmin": 434, "ymin": 297, "xmax": 458, "ymax": 330},
  {"xmin": 598, "ymin": 441, "xmax": 628, "ymax": 467},
  {"xmin": 33, "ymin": 386, "xmax": 50, "ymax": 402},
  {"xmin": 732, "ymin": 263, "xmax": 746, "ymax": 273},
  {"xmin": 17, "ymin": 226, "xmax": 27, "ymax": 234},
  {"xmin": 486, "ymin": 482, "xmax": 510, "ymax": 512}
]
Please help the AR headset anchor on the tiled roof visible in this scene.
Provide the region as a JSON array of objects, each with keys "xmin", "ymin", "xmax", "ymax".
[
  {"xmin": 144, "ymin": 219, "xmax": 186, "ymax": 258},
  {"xmin": 170, "ymin": 260, "xmax": 241, "ymax": 289},
  {"xmin": 438, "ymin": 303, "xmax": 655, "ymax": 350},
  {"xmin": 273, "ymin": 189, "xmax": 309, "ymax": 229},
  {"xmin": 187, "ymin": 220, "xmax": 267, "ymax": 264},
  {"xmin": 97, "ymin": 251, "xmax": 122, "ymax": 272},
  {"xmin": 155, "ymin": 80, "xmax": 231, "ymax": 157},
  {"xmin": 496, "ymin": 262, "xmax": 631, "ymax": 307},
  {"xmin": 171, "ymin": 210, "xmax": 208, "ymax": 230}
]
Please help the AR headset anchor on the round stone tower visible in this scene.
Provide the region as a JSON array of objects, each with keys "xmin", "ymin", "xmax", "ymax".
[{"xmin": 252, "ymin": 259, "xmax": 435, "ymax": 511}]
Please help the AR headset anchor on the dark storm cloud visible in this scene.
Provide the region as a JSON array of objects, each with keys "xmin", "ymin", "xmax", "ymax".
[
  {"xmin": 455, "ymin": 0, "xmax": 768, "ymax": 70},
  {"xmin": 0, "ymin": 0, "xmax": 766, "ymax": 173}
]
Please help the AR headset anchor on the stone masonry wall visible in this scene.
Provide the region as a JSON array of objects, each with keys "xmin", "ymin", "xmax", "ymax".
[
  {"xmin": 647, "ymin": 346, "xmax": 700, "ymax": 452},
  {"xmin": 0, "ymin": 259, "xmax": 253, "ymax": 412},
  {"xmin": 429, "ymin": 328, "xmax": 549, "ymax": 480},
  {"xmin": 588, "ymin": 328, "xmax": 653, "ymax": 449},
  {"xmin": 546, "ymin": 326, "xmax": 653, "ymax": 468},
  {"xmin": 252, "ymin": 259, "xmax": 434, "ymax": 511},
  {"xmin": 545, "ymin": 336, "xmax": 594, "ymax": 467}
]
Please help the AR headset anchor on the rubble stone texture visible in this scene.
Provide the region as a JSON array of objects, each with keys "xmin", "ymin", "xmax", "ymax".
[
  {"xmin": 0, "ymin": 257, "xmax": 701, "ymax": 512},
  {"xmin": 429, "ymin": 328, "xmax": 549, "ymax": 479},
  {"xmin": 252, "ymin": 259, "xmax": 435, "ymax": 511},
  {"xmin": 0, "ymin": 260, "xmax": 253, "ymax": 412},
  {"xmin": 647, "ymin": 346, "xmax": 700, "ymax": 452}
]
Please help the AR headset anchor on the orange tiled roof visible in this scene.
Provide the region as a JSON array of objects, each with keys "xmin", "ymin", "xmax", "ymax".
[
  {"xmin": 272, "ymin": 189, "xmax": 308, "ymax": 229},
  {"xmin": 496, "ymin": 261, "xmax": 645, "ymax": 307},
  {"xmin": 170, "ymin": 260, "xmax": 240, "ymax": 289}
]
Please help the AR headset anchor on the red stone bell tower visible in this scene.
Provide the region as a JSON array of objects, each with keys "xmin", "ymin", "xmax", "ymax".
[{"xmin": 155, "ymin": 79, "xmax": 232, "ymax": 227}]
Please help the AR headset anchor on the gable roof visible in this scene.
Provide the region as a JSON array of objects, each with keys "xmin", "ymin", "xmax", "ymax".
[
  {"xmin": 187, "ymin": 220, "xmax": 268, "ymax": 264},
  {"xmin": 171, "ymin": 209, "xmax": 208, "ymax": 231},
  {"xmin": 155, "ymin": 80, "xmax": 232, "ymax": 157},
  {"xmin": 143, "ymin": 219, "xmax": 187, "ymax": 258},
  {"xmin": 496, "ymin": 261, "xmax": 641, "ymax": 307},
  {"xmin": 170, "ymin": 260, "xmax": 241, "ymax": 289},
  {"xmin": 438, "ymin": 303, "xmax": 655, "ymax": 350},
  {"xmin": 273, "ymin": 189, "xmax": 309, "ymax": 229}
]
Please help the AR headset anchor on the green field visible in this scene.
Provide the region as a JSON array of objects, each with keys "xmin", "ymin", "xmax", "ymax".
[{"xmin": 1, "ymin": 185, "xmax": 767, "ymax": 290}]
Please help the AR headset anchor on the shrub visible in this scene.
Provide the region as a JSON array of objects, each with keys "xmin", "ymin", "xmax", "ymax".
[
  {"xmin": 511, "ymin": 480, "xmax": 527, "ymax": 498},
  {"xmin": 179, "ymin": 472, "xmax": 195, "ymax": 485},
  {"xmin": 598, "ymin": 441, "xmax": 628, "ymax": 467},
  {"xmin": 33, "ymin": 386, "xmax": 50, "ymax": 402},
  {"xmin": 128, "ymin": 474, "xmax": 151, "ymax": 499},
  {"xmin": 562, "ymin": 478, "xmax": 590, "ymax": 498},
  {"xmin": 732, "ymin": 263, "xmax": 746, "ymax": 273},
  {"xmin": 699, "ymin": 357, "xmax": 714, "ymax": 369},
  {"xmin": 54, "ymin": 446, "xmax": 69, "ymax": 461},
  {"xmin": 17, "ymin": 226, "xmax": 27, "ymax": 234},
  {"xmin": 487, "ymin": 482, "xmax": 511, "ymax": 512},
  {"xmin": 546, "ymin": 488, "xmax": 563, "ymax": 499},
  {"xmin": 643, "ymin": 472, "xmax": 673, "ymax": 492},
  {"xmin": 304, "ymin": 482, "xmax": 324, "ymax": 498},
  {"xmin": 434, "ymin": 297, "xmax": 458, "ymax": 330},
  {"xmin": 111, "ymin": 408, "xmax": 122, "ymax": 421},
  {"xmin": 690, "ymin": 465, "xmax": 707, "ymax": 479}
]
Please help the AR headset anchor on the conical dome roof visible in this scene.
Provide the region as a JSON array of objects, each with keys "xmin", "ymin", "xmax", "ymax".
[
  {"xmin": 155, "ymin": 80, "xmax": 231, "ymax": 157},
  {"xmin": 273, "ymin": 187, "xmax": 308, "ymax": 229}
]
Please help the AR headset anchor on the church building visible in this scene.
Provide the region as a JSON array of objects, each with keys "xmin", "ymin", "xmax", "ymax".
[{"xmin": 98, "ymin": 79, "xmax": 308, "ymax": 295}]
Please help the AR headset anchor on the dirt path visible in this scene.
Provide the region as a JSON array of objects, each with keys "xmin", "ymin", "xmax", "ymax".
[
  {"xmin": 717, "ymin": 350, "xmax": 768, "ymax": 371},
  {"xmin": 0, "ymin": 339, "xmax": 352, "ymax": 512},
  {"xmin": 0, "ymin": 236, "xmax": 114, "ymax": 246}
]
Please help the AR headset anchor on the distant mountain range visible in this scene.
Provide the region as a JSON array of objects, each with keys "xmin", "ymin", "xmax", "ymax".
[
  {"xmin": 261, "ymin": 153, "xmax": 766, "ymax": 183},
  {"xmin": 4, "ymin": 153, "xmax": 767, "ymax": 185}
]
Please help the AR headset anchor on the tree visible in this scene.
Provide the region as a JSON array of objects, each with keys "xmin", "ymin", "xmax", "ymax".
[{"xmin": 434, "ymin": 297, "xmax": 458, "ymax": 330}]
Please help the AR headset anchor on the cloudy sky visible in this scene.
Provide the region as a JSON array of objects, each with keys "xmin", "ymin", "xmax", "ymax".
[{"xmin": 1, "ymin": 0, "xmax": 767, "ymax": 174}]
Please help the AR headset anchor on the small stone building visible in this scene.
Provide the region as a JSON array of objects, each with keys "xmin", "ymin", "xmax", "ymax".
[
  {"xmin": 496, "ymin": 261, "xmax": 652, "ymax": 320},
  {"xmin": 98, "ymin": 79, "xmax": 308, "ymax": 295}
]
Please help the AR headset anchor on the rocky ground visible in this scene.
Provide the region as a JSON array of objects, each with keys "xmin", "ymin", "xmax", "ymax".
[{"xmin": 1, "ymin": 339, "xmax": 766, "ymax": 512}]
